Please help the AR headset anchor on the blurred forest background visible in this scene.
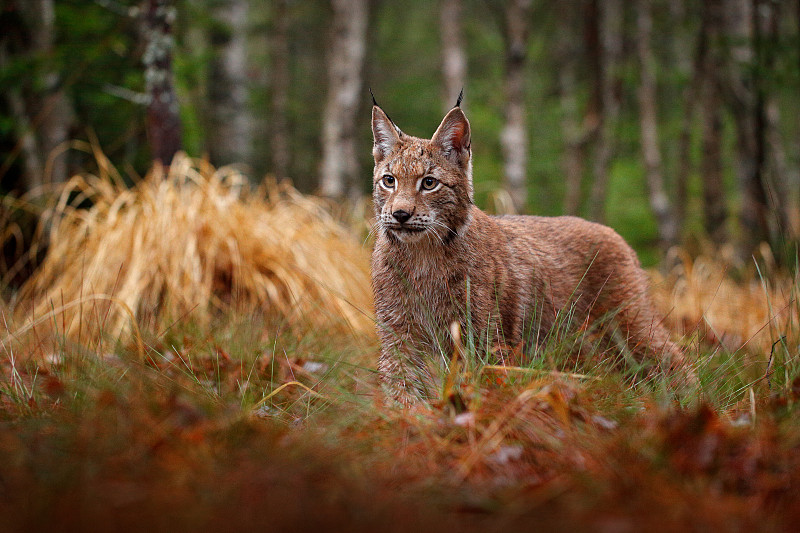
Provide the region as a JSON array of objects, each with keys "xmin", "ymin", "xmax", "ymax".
[{"xmin": 1, "ymin": 0, "xmax": 799, "ymax": 269}]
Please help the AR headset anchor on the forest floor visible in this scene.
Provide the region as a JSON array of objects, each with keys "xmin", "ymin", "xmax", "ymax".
[
  {"xmin": 2, "ymin": 160, "xmax": 799, "ymax": 532},
  {"xmin": 2, "ymin": 305, "xmax": 800, "ymax": 532}
]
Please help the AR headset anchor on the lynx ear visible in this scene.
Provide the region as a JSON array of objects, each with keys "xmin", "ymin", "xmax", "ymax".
[
  {"xmin": 431, "ymin": 107, "xmax": 471, "ymax": 168},
  {"xmin": 372, "ymin": 106, "xmax": 402, "ymax": 163}
]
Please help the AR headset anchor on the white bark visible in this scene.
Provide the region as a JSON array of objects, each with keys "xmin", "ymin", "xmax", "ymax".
[
  {"xmin": 440, "ymin": 0, "xmax": 466, "ymax": 110},
  {"xmin": 501, "ymin": 0, "xmax": 532, "ymax": 214},
  {"xmin": 141, "ymin": 0, "xmax": 182, "ymax": 165},
  {"xmin": 556, "ymin": 3, "xmax": 587, "ymax": 216},
  {"xmin": 208, "ymin": 0, "xmax": 252, "ymax": 166},
  {"xmin": 320, "ymin": 0, "xmax": 368, "ymax": 199},
  {"xmin": 636, "ymin": 0, "xmax": 678, "ymax": 250}
]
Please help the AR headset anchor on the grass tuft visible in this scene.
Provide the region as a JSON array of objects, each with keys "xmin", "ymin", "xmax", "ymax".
[
  {"xmin": 9, "ymin": 152, "xmax": 374, "ymax": 349},
  {"xmin": 651, "ymin": 249, "xmax": 798, "ymax": 356}
]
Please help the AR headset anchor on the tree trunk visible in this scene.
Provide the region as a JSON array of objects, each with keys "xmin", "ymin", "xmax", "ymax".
[
  {"xmin": 500, "ymin": 0, "xmax": 532, "ymax": 214},
  {"xmin": 21, "ymin": 0, "xmax": 73, "ymax": 186},
  {"xmin": 718, "ymin": 0, "xmax": 769, "ymax": 260},
  {"xmin": 270, "ymin": 0, "xmax": 291, "ymax": 181},
  {"xmin": 700, "ymin": 52, "xmax": 727, "ymax": 244},
  {"xmin": 584, "ymin": 0, "xmax": 602, "ymax": 128},
  {"xmin": 588, "ymin": 0, "xmax": 623, "ymax": 222},
  {"xmin": 39, "ymin": 85, "xmax": 73, "ymax": 186},
  {"xmin": 559, "ymin": 63, "xmax": 585, "ymax": 216},
  {"xmin": 141, "ymin": 0, "xmax": 182, "ymax": 166},
  {"xmin": 4, "ymin": 87, "xmax": 44, "ymax": 191},
  {"xmin": 208, "ymin": 0, "xmax": 252, "ymax": 167},
  {"xmin": 764, "ymin": 96, "xmax": 795, "ymax": 241},
  {"xmin": 719, "ymin": 0, "xmax": 792, "ymax": 260},
  {"xmin": 556, "ymin": 1, "xmax": 588, "ymax": 217},
  {"xmin": 686, "ymin": 0, "xmax": 730, "ymax": 245},
  {"xmin": 440, "ymin": 0, "xmax": 466, "ymax": 110},
  {"xmin": 319, "ymin": 0, "xmax": 368, "ymax": 199},
  {"xmin": 2, "ymin": 0, "xmax": 74, "ymax": 190},
  {"xmin": 636, "ymin": 0, "xmax": 678, "ymax": 252},
  {"xmin": 757, "ymin": 0, "xmax": 795, "ymax": 247},
  {"xmin": 667, "ymin": 1, "xmax": 692, "ymax": 74},
  {"xmin": 675, "ymin": 2, "xmax": 711, "ymax": 234}
]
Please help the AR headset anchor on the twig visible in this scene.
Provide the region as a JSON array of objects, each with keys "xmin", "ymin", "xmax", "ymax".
[
  {"xmin": 482, "ymin": 365, "xmax": 601, "ymax": 381},
  {"xmin": 764, "ymin": 335, "xmax": 786, "ymax": 391},
  {"xmin": 255, "ymin": 381, "xmax": 324, "ymax": 406},
  {"xmin": 103, "ymin": 84, "xmax": 151, "ymax": 105}
]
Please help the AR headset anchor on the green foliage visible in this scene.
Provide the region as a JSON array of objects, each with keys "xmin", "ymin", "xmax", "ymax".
[
  {"xmin": 55, "ymin": 1, "xmax": 151, "ymax": 174},
  {"xmin": 606, "ymin": 158, "xmax": 661, "ymax": 266}
]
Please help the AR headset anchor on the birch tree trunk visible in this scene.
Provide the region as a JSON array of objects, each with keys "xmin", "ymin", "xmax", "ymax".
[
  {"xmin": 270, "ymin": 0, "xmax": 291, "ymax": 181},
  {"xmin": 500, "ymin": 0, "xmax": 532, "ymax": 214},
  {"xmin": 208, "ymin": 0, "xmax": 252, "ymax": 167},
  {"xmin": 141, "ymin": 0, "xmax": 182, "ymax": 166},
  {"xmin": 21, "ymin": 0, "xmax": 73, "ymax": 186},
  {"xmin": 588, "ymin": 0, "xmax": 623, "ymax": 223},
  {"xmin": 557, "ymin": 2, "xmax": 588, "ymax": 217},
  {"xmin": 440, "ymin": 0, "xmax": 466, "ymax": 110},
  {"xmin": 319, "ymin": 0, "xmax": 368, "ymax": 199},
  {"xmin": 636, "ymin": 0, "xmax": 677, "ymax": 252}
]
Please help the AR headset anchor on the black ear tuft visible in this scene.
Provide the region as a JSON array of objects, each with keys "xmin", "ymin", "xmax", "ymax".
[
  {"xmin": 370, "ymin": 89, "xmax": 402, "ymax": 138},
  {"xmin": 372, "ymin": 105, "xmax": 403, "ymax": 163},
  {"xmin": 455, "ymin": 88, "xmax": 464, "ymax": 108}
]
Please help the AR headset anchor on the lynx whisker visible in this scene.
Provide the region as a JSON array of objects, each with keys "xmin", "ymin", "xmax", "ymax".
[
  {"xmin": 430, "ymin": 220, "xmax": 457, "ymax": 238},
  {"xmin": 428, "ymin": 220, "xmax": 456, "ymax": 246},
  {"xmin": 363, "ymin": 221, "xmax": 380, "ymax": 246},
  {"xmin": 432, "ymin": 229, "xmax": 446, "ymax": 247}
]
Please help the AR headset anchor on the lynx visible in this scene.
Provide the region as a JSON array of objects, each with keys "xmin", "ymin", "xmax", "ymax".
[{"xmin": 370, "ymin": 96, "xmax": 690, "ymax": 405}]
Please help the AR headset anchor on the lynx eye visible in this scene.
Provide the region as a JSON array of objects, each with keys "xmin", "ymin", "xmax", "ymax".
[
  {"xmin": 421, "ymin": 176, "xmax": 439, "ymax": 191},
  {"xmin": 380, "ymin": 175, "xmax": 396, "ymax": 189}
]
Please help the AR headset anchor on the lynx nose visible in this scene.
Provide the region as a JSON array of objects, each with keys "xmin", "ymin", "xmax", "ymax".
[{"xmin": 392, "ymin": 210, "xmax": 411, "ymax": 224}]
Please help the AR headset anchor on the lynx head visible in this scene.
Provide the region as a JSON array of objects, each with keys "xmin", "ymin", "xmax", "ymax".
[{"xmin": 371, "ymin": 99, "xmax": 473, "ymax": 245}]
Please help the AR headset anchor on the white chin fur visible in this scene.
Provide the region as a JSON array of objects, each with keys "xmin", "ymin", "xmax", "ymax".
[{"xmin": 385, "ymin": 227, "xmax": 428, "ymax": 244}]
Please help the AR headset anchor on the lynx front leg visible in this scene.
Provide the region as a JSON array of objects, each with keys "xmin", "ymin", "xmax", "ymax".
[{"xmin": 378, "ymin": 340, "xmax": 437, "ymax": 406}]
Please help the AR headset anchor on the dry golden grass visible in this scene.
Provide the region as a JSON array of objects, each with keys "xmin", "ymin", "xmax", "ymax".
[
  {"xmin": 9, "ymin": 152, "xmax": 374, "ymax": 345},
  {"xmin": 650, "ymin": 246, "xmax": 798, "ymax": 355}
]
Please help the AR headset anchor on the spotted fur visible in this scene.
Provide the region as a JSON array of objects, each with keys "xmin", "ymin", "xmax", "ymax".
[{"xmin": 371, "ymin": 103, "xmax": 691, "ymax": 406}]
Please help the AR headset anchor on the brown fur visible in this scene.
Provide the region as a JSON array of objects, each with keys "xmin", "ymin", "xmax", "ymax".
[{"xmin": 370, "ymin": 103, "xmax": 689, "ymax": 405}]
